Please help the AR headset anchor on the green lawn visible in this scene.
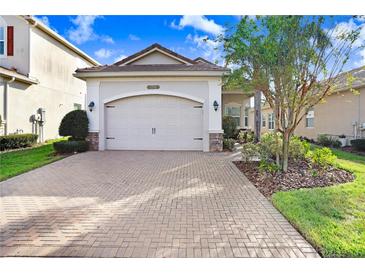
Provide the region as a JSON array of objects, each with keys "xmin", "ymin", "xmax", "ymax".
[
  {"xmin": 0, "ymin": 140, "xmax": 65, "ymax": 181},
  {"xmin": 272, "ymin": 147, "xmax": 365, "ymax": 257}
]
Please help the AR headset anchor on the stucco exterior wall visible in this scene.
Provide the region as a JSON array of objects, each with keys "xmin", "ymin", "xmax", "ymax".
[
  {"xmin": 243, "ymin": 88, "xmax": 365, "ymax": 140},
  {"xmin": 248, "ymin": 106, "xmax": 274, "ymax": 134},
  {"xmin": 1, "ymin": 17, "xmax": 94, "ymax": 140},
  {"xmin": 0, "ymin": 16, "xmax": 30, "ymax": 75},
  {"xmin": 86, "ymin": 77, "xmax": 223, "ymax": 151},
  {"xmin": 295, "ymin": 88, "xmax": 365, "ymax": 139},
  {"xmin": 222, "ymin": 93, "xmax": 250, "ymax": 128}
]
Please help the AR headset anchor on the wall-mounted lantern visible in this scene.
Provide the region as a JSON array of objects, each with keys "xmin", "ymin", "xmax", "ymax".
[
  {"xmin": 88, "ymin": 101, "xmax": 95, "ymax": 112},
  {"xmin": 213, "ymin": 100, "xmax": 219, "ymax": 111}
]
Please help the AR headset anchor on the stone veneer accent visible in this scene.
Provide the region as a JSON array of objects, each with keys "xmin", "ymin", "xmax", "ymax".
[
  {"xmin": 86, "ymin": 132, "xmax": 99, "ymax": 151},
  {"xmin": 209, "ymin": 133, "xmax": 223, "ymax": 152}
]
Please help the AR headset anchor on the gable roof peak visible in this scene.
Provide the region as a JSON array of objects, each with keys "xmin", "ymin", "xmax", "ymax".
[{"xmin": 113, "ymin": 43, "xmax": 196, "ymax": 66}]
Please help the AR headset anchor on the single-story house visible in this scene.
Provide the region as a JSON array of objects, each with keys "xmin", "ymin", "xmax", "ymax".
[
  {"xmin": 75, "ymin": 43, "xmax": 228, "ymax": 152},
  {"xmin": 222, "ymin": 66, "xmax": 365, "ymax": 143},
  {"xmin": 0, "ymin": 15, "xmax": 99, "ymax": 140}
]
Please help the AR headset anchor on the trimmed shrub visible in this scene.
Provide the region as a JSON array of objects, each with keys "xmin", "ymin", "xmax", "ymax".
[
  {"xmin": 317, "ymin": 134, "xmax": 341, "ymax": 148},
  {"xmin": 259, "ymin": 132, "xmax": 282, "ymax": 160},
  {"xmin": 0, "ymin": 134, "xmax": 38, "ymax": 151},
  {"xmin": 59, "ymin": 110, "xmax": 89, "ymax": 140},
  {"xmin": 260, "ymin": 133, "xmax": 311, "ymax": 162},
  {"xmin": 351, "ymin": 139, "xmax": 365, "ymax": 151},
  {"xmin": 53, "ymin": 140, "xmax": 89, "ymax": 154},
  {"xmin": 222, "ymin": 116, "xmax": 238, "ymax": 138},
  {"xmin": 223, "ymin": 138, "xmax": 236, "ymax": 151},
  {"xmin": 237, "ymin": 130, "xmax": 254, "ymax": 144},
  {"xmin": 241, "ymin": 142, "xmax": 261, "ymax": 162},
  {"xmin": 308, "ymin": 147, "xmax": 337, "ymax": 169}
]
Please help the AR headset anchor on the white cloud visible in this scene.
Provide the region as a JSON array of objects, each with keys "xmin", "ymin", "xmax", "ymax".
[
  {"xmin": 101, "ymin": 36, "xmax": 115, "ymax": 44},
  {"xmin": 67, "ymin": 15, "xmax": 114, "ymax": 45},
  {"xmin": 94, "ymin": 48, "xmax": 113, "ymax": 59},
  {"xmin": 128, "ymin": 34, "xmax": 140, "ymax": 41},
  {"xmin": 35, "ymin": 16, "xmax": 58, "ymax": 33},
  {"xmin": 171, "ymin": 16, "xmax": 224, "ymax": 36},
  {"xmin": 114, "ymin": 54, "xmax": 127, "ymax": 63},
  {"xmin": 36, "ymin": 16, "xmax": 50, "ymax": 27},
  {"xmin": 68, "ymin": 15, "xmax": 100, "ymax": 44},
  {"xmin": 186, "ymin": 34, "xmax": 222, "ymax": 64},
  {"xmin": 331, "ymin": 18, "xmax": 365, "ymax": 67}
]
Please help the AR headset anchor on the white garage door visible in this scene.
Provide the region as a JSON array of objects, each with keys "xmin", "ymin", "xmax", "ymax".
[{"xmin": 105, "ymin": 95, "xmax": 203, "ymax": 150}]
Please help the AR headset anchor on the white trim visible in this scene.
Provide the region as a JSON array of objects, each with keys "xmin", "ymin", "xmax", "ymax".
[
  {"xmin": 121, "ymin": 47, "xmax": 192, "ymax": 66},
  {"xmin": 208, "ymin": 129, "xmax": 224, "ymax": 134},
  {"xmin": 75, "ymin": 70, "xmax": 226, "ymax": 79},
  {"xmin": 103, "ymin": 90, "xmax": 205, "ymax": 104}
]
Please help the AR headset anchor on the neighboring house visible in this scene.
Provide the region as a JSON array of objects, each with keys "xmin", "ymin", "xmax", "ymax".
[
  {"xmin": 221, "ymin": 66, "xmax": 365, "ymax": 142},
  {"xmin": 75, "ymin": 43, "xmax": 228, "ymax": 152},
  {"xmin": 0, "ymin": 15, "xmax": 99, "ymax": 140}
]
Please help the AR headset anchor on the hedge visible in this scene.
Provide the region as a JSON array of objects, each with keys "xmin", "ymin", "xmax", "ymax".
[
  {"xmin": 53, "ymin": 140, "xmax": 89, "ymax": 154},
  {"xmin": 0, "ymin": 134, "xmax": 38, "ymax": 151},
  {"xmin": 351, "ymin": 139, "xmax": 365, "ymax": 151}
]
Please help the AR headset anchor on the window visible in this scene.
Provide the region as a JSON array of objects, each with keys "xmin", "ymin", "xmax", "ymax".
[
  {"xmin": 306, "ymin": 109, "xmax": 314, "ymax": 128},
  {"xmin": 261, "ymin": 114, "xmax": 266, "ymax": 128},
  {"xmin": 225, "ymin": 105, "xmax": 241, "ymax": 127},
  {"xmin": 0, "ymin": 25, "xmax": 5, "ymax": 56},
  {"xmin": 268, "ymin": 113, "xmax": 275, "ymax": 130},
  {"xmin": 74, "ymin": 103, "xmax": 82, "ymax": 110},
  {"xmin": 244, "ymin": 107, "xmax": 249, "ymax": 128}
]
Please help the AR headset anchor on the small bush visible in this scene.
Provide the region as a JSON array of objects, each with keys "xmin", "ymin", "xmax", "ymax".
[
  {"xmin": 259, "ymin": 160, "xmax": 280, "ymax": 174},
  {"xmin": 260, "ymin": 132, "xmax": 282, "ymax": 160},
  {"xmin": 351, "ymin": 139, "xmax": 365, "ymax": 151},
  {"xmin": 0, "ymin": 133, "xmax": 38, "ymax": 151},
  {"xmin": 59, "ymin": 110, "xmax": 89, "ymax": 140},
  {"xmin": 308, "ymin": 147, "xmax": 337, "ymax": 169},
  {"xmin": 289, "ymin": 136, "xmax": 310, "ymax": 161},
  {"xmin": 53, "ymin": 140, "xmax": 89, "ymax": 154},
  {"xmin": 222, "ymin": 116, "xmax": 238, "ymax": 138},
  {"xmin": 317, "ymin": 134, "xmax": 341, "ymax": 148},
  {"xmin": 223, "ymin": 138, "xmax": 236, "ymax": 151},
  {"xmin": 241, "ymin": 142, "xmax": 261, "ymax": 162},
  {"xmin": 237, "ymin": 130, "xmax": 254, "ymax": 144}
]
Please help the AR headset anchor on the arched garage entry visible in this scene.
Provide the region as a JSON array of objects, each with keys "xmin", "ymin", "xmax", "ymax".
[{"xmin": 104, "ymin": 92, "xmax": 204, "ymax": 151}]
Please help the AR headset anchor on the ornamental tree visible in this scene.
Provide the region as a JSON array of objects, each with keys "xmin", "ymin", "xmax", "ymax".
[{"xmin": 223, "ymin": 16, "xmax": 362, "ymax": 172}]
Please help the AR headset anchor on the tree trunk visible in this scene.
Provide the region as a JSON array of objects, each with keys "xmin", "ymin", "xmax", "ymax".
[
  {"xmin": 254, "ymin": 91, "xmax": 261, "ymax": 143},
  {"xmin": 274, "ymin": 97, "xmax": 280, "ymax": 166},
  {"xmin": 282, "ymin": 130, "xmax": 290, "ymax": 172}
]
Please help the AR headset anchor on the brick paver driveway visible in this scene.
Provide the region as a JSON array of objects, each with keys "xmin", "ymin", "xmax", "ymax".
[{"xmin": 0, "ymin": 151, "xmax": 318, "ymax": 257}]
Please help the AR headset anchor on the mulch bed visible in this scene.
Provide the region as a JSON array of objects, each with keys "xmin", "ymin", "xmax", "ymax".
[{"xmin": 233, "ymin": 160, "xmax": 354, "ymax": 197}]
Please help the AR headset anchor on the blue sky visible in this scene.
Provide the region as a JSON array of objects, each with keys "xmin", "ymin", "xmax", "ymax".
[{"xmin": 35, "ymin": 15, "xmax": 365, "ymax": 70}]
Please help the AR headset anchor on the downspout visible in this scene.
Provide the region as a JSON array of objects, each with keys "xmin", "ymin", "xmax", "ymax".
[{"xmin": 3, "ymin": 76, "xmax": 15, "ymax": 135}]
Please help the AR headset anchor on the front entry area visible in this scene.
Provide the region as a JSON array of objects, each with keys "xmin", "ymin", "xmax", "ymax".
[{"xmin": 105, "ymin": 95, "xmax": 203, "ymax": 150}]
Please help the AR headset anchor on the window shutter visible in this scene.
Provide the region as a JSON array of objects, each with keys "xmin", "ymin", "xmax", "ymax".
[{"xmin": 7, "ymin": 26, "xmax": 14, "ymax": 56}]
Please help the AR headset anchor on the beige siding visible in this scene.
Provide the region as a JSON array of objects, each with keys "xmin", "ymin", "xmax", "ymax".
[
  {"xmin": 245, "ymin": 88, "xmax": 365, "ymax": 140},
  {"xmin": 249, "ymin": 107, "xmax": 275, "ymax": 134},
  {"xmin": 295, "ymin": 88, "xmax": 365, "ymax": 139}
]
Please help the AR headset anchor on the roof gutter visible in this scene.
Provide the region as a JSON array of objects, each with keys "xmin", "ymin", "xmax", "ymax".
[
  {"xmin": 21, "ymin": 16, "xmax": 100, "ymax": 66},
  {"xmin": 74, "ymin": 70, "xmax": 227, "ymax": 80}
]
